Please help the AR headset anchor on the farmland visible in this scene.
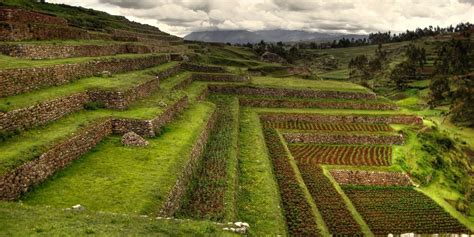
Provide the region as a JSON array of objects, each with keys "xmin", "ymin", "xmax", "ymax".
[{"xmin": 0, "ymin": 1, "xmax": 473, "ymax": 236}]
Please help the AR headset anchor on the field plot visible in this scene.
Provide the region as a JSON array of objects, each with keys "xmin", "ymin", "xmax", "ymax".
[
  {"xmin": 290, "ymin": 144, "xmax": 392, "ymax": 166},
  {"xmin": 263, "ymin": 120, "xmax": 393, "ymax": 132},
  {"xmin": 343, "ymin": 185, "xmax": 470, "ymax": 235},
  {"xmin": 297, "ymin": 165, "xmax": 362, "ymax": 235}
]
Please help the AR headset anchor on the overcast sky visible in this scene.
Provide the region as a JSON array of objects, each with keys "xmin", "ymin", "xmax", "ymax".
[{"xmin": 48, "ymin": 0, "xmax": 474, "ymax": 37}]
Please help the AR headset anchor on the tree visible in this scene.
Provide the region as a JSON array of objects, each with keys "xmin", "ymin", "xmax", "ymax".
[
  {"xmin": 450, "ymin": 74, "xmax": 474, "ymax": 127},
  {"xmin": 428, "ymin": 75, "xmax": 450, "ymax": 108},
  {"xmin": 348, "ymin": 55, "xmax": 370, "ymax": 81},
  {"xmin": 406, "ymin": 44, "xmax": 427, "ymax": 68},
  {"xmin": 390, "ymin": 61, "xmax": 416, "ymax": 89}
]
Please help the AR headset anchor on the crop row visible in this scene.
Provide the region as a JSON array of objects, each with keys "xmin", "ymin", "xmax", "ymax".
[
  {"xmin": 297, "ymin": 165, "xmax": 362, "ymax": 235},
  {"xmin": 263, "ymin": 120, "xmax": 393, "ymax": 132},
  {"xmin": 177, "ymin": 96, "xmax": 237, "ymax": 220},
  {"xmin": 290, "ymin": 145, "xmax": 392, "ymax": 166},
  {"xmin": 262, "ymin": 128, "xmax": 321, "ymax": 236},
  {"xmin": 342, "ymin": 185, "xmax": 470, "ymax": 235}
]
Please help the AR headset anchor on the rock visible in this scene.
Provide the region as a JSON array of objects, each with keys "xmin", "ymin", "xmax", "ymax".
[
  {"xmin": 100, "ymin": 71, "xmax": 112, "ymax": 77},
  {"xmin": 260, "ymin": 52, "xmax": 287, "ymax": 64},
  {"xmin": 121, "ymin": 131, "xmax": 149, "ymax": 147},
  {"xmin": 72, "ymin": 204, "xmax": 84, "ymax": 211}
]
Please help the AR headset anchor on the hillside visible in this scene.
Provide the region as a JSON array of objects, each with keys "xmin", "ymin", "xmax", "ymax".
[
  {"xmin": 185, "ymin": 29, "xmax": 366, "ymax": 44},
  {"xmin": 0, "ymin": 1, "xmax": 473, "ymax": 236}
]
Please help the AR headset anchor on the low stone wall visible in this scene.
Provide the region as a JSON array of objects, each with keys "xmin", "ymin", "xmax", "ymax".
[
  {"xmin": 159, "ymin": 109, "xmax": 217, "ymax": 217},
  {"xmin": 0, "ymin": 119, "xmax": 113, "ymax": 200},
  {"xmin": 193, "ymin": 73, "xmax": 248, "ymax": 82},
  {"xmin": 330, "ymin": 170, "xmax": 412, "ymax": 186},
  {"xmin": 0, "ymin": 54, "xmax": 170, "ymax": 97},
  {"xmin": 0, "ymin": 22, "xmax": 90, "ymax": 41},
  {"xmin": 283, "ymin": 132, "xmax": 405, "ymax": 145},
  {"xmin": 181, "ymin": 63, "xmax": 227, "ymax": 73},
  {"xmin": 0, "ymin": 93, "xmax": 89, "ymax": 132},
  {"xmin": 0, "ymin": 43, "xmax": 169, "ymax": 60},
  {"xmin": 239, "ymin": 98, "xmax": 398, "ymax": 110},
  {"xmin": 0, "ymin": 7, "xmax": 68, "ymax": 26},
  {"xmin": 172, "ymin": 74, "xmax": 194, "ymax": 91},
  {"xmin": 260, "ymin": 113, "xmax": 423, "ymax": 125},
  {"xmin": 112, "ymin": 96, "xmax": 189, "ymax": 137},
  {"xmin": 208, "ymin": 85, "xmax": 377, "ymax": 100},
  {"xmin": 0, "ymin": 96, "xmax": 189, "ymax": 201}
]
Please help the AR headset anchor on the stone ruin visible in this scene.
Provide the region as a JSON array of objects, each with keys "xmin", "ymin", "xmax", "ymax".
[{"xmin": 121, "ymin": 131, "xmax": 149, "ymax": 147}]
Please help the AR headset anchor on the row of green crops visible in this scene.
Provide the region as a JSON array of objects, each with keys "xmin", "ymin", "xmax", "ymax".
[
  {"xmin": 290, "ymin": 144, "xmax": 392, "ymax": 166},
  {"xmin": 262, "ymin": 128, "xmax": 321, "ymax": 236},
  {"xmin": 342, "ymin": 185, "xmax": 470, "ymax": 235},
  {"xmin": 297, "ymin": 165, "xmax": 363, "ymax": 235},
  {"xmin": 177, "ymin": 96, "xmax": 239, "ymax": 221},
  {"xmin": 263, "ymin": 120, "xmax": 393, "ymax": 132}
]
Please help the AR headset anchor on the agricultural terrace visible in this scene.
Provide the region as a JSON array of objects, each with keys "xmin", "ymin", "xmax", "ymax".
[{"xmin": 0, "ymin": 2, "xmax": 472, "ymax": 236}]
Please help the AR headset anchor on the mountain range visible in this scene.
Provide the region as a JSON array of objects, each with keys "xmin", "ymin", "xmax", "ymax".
[{"xmin": 184, "ymin": 29, "xmax": 366, "ymax": 44}]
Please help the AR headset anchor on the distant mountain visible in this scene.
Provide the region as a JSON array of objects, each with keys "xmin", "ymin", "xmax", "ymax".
[{"xmin": 184, "ymin": 29, "xmax": 366, "ymax": 44}]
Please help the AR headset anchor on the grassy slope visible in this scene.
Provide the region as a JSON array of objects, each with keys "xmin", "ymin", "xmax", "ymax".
[
  {"xmin": 0, "ymin": 202, "xmax": 234, "ymax": 236},
  {"xmin": 21, "ymin": 102, "xmax": 215, "ymax": 214},
  {"xmin": 236, "ymin": 108, "xmax": 287, "ymax": 236},
  {"xmin": 250, "ymin": 76, "xmax": 369, "ymax": 92}
]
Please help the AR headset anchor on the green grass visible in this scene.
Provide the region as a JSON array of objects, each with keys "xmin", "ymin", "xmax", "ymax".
[
  {"xmin": 319, "ymin": 68, "xmax": 350, "ymax": 80},
  {"xmin": 250, "ymin": 76, "xmax": 370, "ymax": 92},
  {"xmin": 0, "ymin": 90, "xmax": 185, "ymax": 176},
  {"xmin": 0, "ymin": 62, "xmax": 178, "ymax": 111},
  {"xmin": 0, "ymin": 202, "xmax": 233, "ymax": 236},
  {"xmin": 0, "ymin": 53, "xmax": 161, "ymax": 69},
  {"xmin": 236, "ymin": 108, "xmax": 287, "ymax": 236},
  {"xmin": 21, "ymin": 102, "xmax": 215, "ymax": 214}
]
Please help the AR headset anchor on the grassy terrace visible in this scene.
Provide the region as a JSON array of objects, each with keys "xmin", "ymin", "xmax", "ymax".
[
  {"xmin": 21, "ymin": 102, "xmax": 215, "ymax": 214},
  {"xmin": 0, "ymin": 53, "xmax": 162, "ymax": 69},
  {"xmin": 0, "ymin": 89, "xmax": 186, "ymax": 176},
  {"xmin": 0, "ymin": 202, "xmax": 234, "ymax": 236},
  {"xmin": 250, "ymin": 76, "xmax": 370, "ymax": 92},
  {"xmin": 238, "ymin": 95, "xmax": 393, "ymax": 104},
  {"xmin": 0, "ymin": 62, "xmax": 178, "ymax": 111},
  {"xmin": 236, "ymin": 108, "xmax": 287, "ymax": 236}
]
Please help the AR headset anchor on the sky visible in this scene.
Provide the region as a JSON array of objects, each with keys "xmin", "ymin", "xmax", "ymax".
[{"xmin": 48, "ymin": 0, "xmax": 474, "ymax": 37}]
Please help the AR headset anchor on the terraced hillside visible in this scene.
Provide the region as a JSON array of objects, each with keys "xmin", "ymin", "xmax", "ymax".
[{"xmin": 0, "ymin": 3, "xmax": 473, "ymax": 236}]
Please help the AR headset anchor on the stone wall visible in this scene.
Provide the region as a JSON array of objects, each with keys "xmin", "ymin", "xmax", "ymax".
[
  {"xmin": 330, "ymin": 170, "xmax": 413, "ymax": 186},
  {"xmin": 0, "ymin": 54, "xmax": 170, "ymax": 97},
  {"xmin": 0, "ymin": 119, "xmax": 113, "ymax": 200},
  {"xmin": 239, "ymin": 98, "xmax": 398, "ymax": 110},
  {"xmin": 0, "ymin": 43, "xmax": 171, "ymax": 60},
  {"xmin": 259, "ymin": 113, "xmax": 423, "ymax": 125},
  {"xmin": 0, "ymin": 7, "xmax": 68, "ymax": 26},
  {"xmin": 193, "ymin": 73, "xmax": 249, "ymax": 82},
  {"xmin": 0, "ymin": 93, "xmax": 89, "ymax": 132},
  {"xmin": 181, "ymin": 63, "xmax": 227, "ymax": 73},
  {"xmin": 0, "ymin": 96, "xmax": 189, "ymax": 200},
  {"xmin": 159, "ymin": 109, "xmax": 217, "ymax": 217},
  {"xmin": 208, "ymin": 85, "xmax": 377, "ymax": 100},
  {"xmin": 0, "ymin": 22, "xmax": 90, "ymax": 41},
  {"xmin": 283, "ymin": 132, "xmax": 405, "ymax": 145},
  {"xmin": 112, "ymin": 96, "xmax": 189, "ymax": 137}
]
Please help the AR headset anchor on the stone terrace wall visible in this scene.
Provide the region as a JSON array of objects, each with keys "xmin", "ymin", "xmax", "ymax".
[
  {"xmin": 0, "ymin": 119, "xmax": 113, "ymax": 200},
  {"xmin": 0, "ymin": 7, "xmax": 67, "ymax": 26},
  {"xmin": 112, "ymin": 96, "xmax": 189, "ymax": 137},
  {"xmin": 330, "ymin": 170, "xmax": 412, "ymax": 186},
  {"xmin": 0, "ymin": 54, "xmax": 170, "ymax": 97},
  {"xmin": 239, "ymin": 98, "xmax": 398, "ymax": 110},
  {"xmin": 159, "ymin": 109, "xmax": 217, "ymax": 217},
  {"xmin": 208, "ymin": 85, "xmax": 377, "ymax": 100},
  {"xmin": 283, "ymin": 132, "xmax": 405, "ymax": 145},
  {"xmin": 260, "ymin": 113, "xmax": 423, "ymax": 125},
  {"xmin": 181, "ymin": 63, "xmax": 227, "ymax": 73},
  {"xmin": 0, "ymin": 43, "xmax": 170, "ymax": 60},
  {"xmin": 0, "ymin": 96, "xmax": 189, "ymax": 200},
  {"xmin": 193, "ymin": 73, "xmax": 249, "ymax": 82},
  {"xmin": 0, "ymin": 93, "xmax": 89, "ymax": 132},
  {"xmin": 0, "ymin": 22, "xmax": 90, "ymax": 41}
]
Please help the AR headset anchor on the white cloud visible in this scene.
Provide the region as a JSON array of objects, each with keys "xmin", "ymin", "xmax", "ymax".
[{"xmin": 48, "ymin": 0, "xmax": 474, "ymax": 37}]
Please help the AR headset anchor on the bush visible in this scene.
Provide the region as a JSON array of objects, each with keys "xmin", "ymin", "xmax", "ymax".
[{"xmin": 84, "ymin": 102, "xmax": 105, "ymax": 110}]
